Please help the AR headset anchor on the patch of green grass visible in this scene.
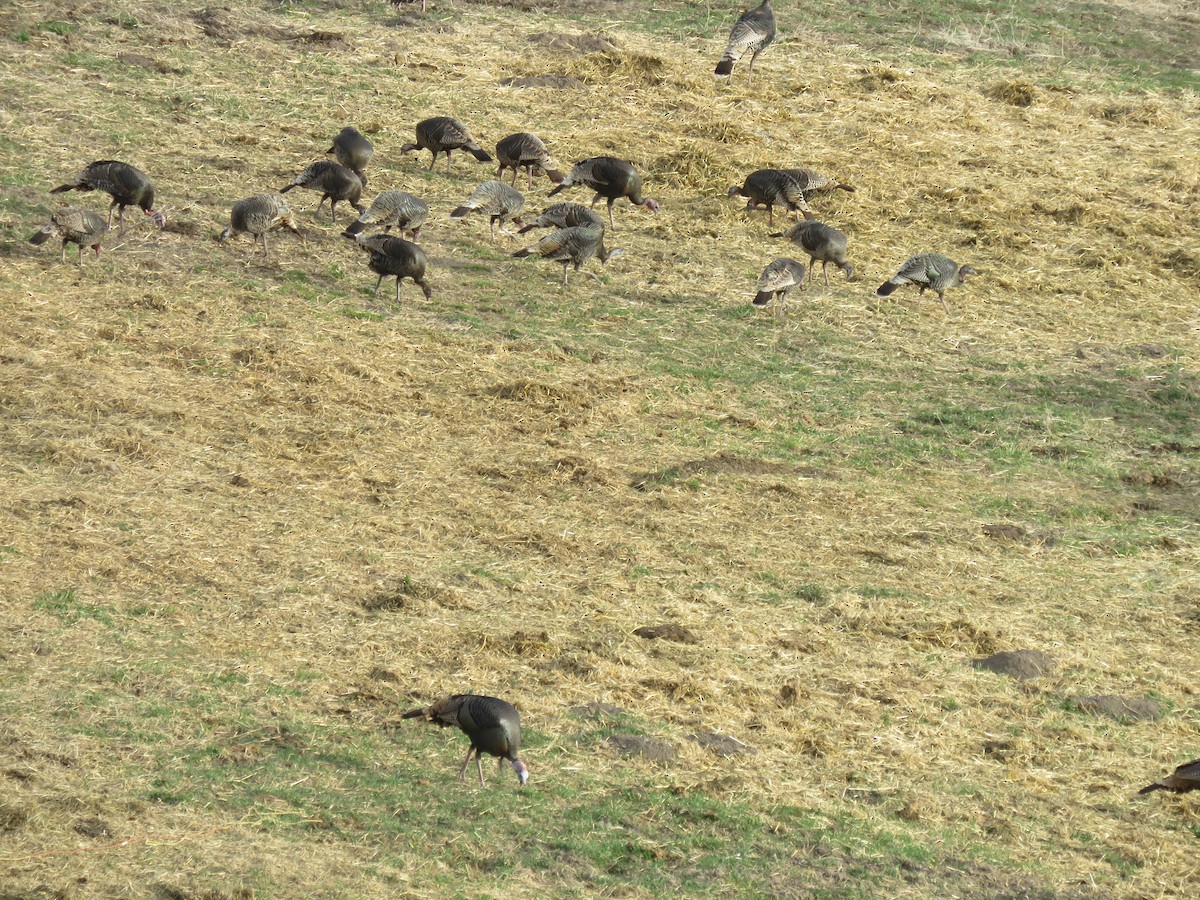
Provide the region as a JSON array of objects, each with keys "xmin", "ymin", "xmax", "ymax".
[{"xmin": 33, "ymin": 589, "xmax": 115, "ymax": 627}]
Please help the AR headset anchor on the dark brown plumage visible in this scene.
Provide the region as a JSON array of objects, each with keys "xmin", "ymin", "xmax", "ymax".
[
  {"xmin": 279, "ymin": 161, "xmax": 365, "ymax": 224},
  {"xmin": 402, "ymin": 694, "xmax": 528, "ymax": 787},
  {"xmin": 495, "ymin": 132, "xmax": 564, "ymax": 189},
  {"xmin": 400, "ymin": 116, "xmax": 492, "ymax": 172},
  {"xmin": 728, "ymin": 170, "xmax": 813, "ymax": 226},
  {"xmin": 1138, "ymin": 759, "xmax": 1200, "ymax": 795},
  {"xmin": 517, "ymin": 202, "xmax": 604, "ymax": 234},
  {"xmin": 347, "ymin": 232, "xmax": 432, "ymax": 304},
  {"xmin": 328, "ymin": 126, "xmax": 374, "ymax": 188},
  {"xmin": 715, "ymin": 0, "xmax": 776, "ymax": 82},
  {"xmin": 546, "ymin": 156, "xmax": 659, "ymax": 231},
  {"xmin": 50, "ymin": 160, "xmax": 165, "ymax": 234},
  {"xmin": 28, "ymin": 207, "xmax": 109, "ymax": 265}
]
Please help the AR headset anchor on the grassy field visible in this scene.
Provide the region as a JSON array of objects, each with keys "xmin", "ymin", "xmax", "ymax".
[{"xmin": 1, "ymin": 0, "xmax": 1197, "ymax": 896}]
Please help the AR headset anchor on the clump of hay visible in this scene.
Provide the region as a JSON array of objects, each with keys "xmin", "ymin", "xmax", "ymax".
[{"xmin": 984, "ymin": 78, "xmax": 1039, "ymax": 107}]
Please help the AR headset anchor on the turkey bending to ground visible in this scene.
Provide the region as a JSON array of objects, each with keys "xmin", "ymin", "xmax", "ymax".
[
  {"xmin": 495, "ymin": 132, "xmax": 564, "ymax": 190},
  {"xmin": 401, "ymin": 116, "xmax": 492, "ymax": 172},
  {"xmin": 29, "ymin": 207, "xmax": 109, "ymax": 265},
  {"xmin": 754, "ymin": 257, "xmax": 806, "ymax": 316},
  {"xmin": 1138, "ymin": 759, "xmax": 1200, "ymax": 795},
  {"xmin": 773, "ymin": 220, "xmax": 853, "ymax": 285},
  {"xmin": 402, "ymin": 694, "xmax": 528, "ymax": 787},
  {"xmin": 780, "ymin": 168, "xmax": 856, "ymax": 200},
  {"xmin": 517, "ymin": 202, "xmax": 604, "ymax": 234},
  {"xmin": 279, "ymin": 160, "xmax": 364, "ymax": 224},
  {"xmin": 343, "ymin": 190, "xmax": 429, "ymax": 240},
  {"xmin": 547, "ymin": 156, "xmax": 659, "ymax": 231},
  {"xmin": 714, "ymin": 0, "xmax": 776, "ymax": 82},
  {"xmin": 346, "ymin": 232, "xmax": 431, "ymax": 304},
  {"xmin": 328, "ymin": 126, "xmax": 374, "ymax": 188},
  {"xmin": 219, "ymin": 194, "xmax": 304, "ymax": 259},
  {"xmin": 450, "ymin": 180, "xmax": 526, "ymax": 241},
  {"xmin": 876, "ymin": 253, "xmax": 977, "ymax": 315},
  {"xmin": 728, "ymin": 170, "xmax": 813, "ymax": 226},
  {"xmin": 50, "ymin": 160, "xmax": 166, "ymax": 234},
  {"xmin": 513, "ymin": 222, "xmax": 623, "ymax": 285}
]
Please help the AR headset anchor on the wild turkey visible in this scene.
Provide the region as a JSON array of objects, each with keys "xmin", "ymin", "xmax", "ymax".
[
  {"xmin": 279, "ymin": 160, "xmax": 365, "ymax": 224},
  {"xmin": 773, "ymin": 220, "xmax": 853, "ymax": 285},
  {"xmin": 402, "ymin": 694, "xmax": 528, "ymax": 787},
  {"xmin": 547, "ymin": 156, "xmax": 660, "ymax": 232},
  {"xmin": 1138, "ymin": 759, "xmax": 1200, "ymax": 795},
  {"xmin": 343, "ymin": 190, "xmax": 429, "ymax": 240},
  {"xmin": 714, "ymin": 0, "xmax": 776, "ymax": 82},
  {"xmin": 401, "ymin": 116, "xmax": 492, "ymax": 172},
  {"xmin": 50, "ymin": 160, "xmax": 165, "ymax": 234},
  {"xmin": 780, "ymin": 168, "xmax": 856, "ymax": 200},
  {"xmin": 728, "ymin": 170, "xmax": 813, "ymax": 226},
  {"xmin": 450, "ymin": 181, "xmax": 526, "ymax": 241},
  {"xmin": 495, "ymin": 132, "xmax": 564, "ymax": 190},
  {"xmin": 328, "ymin": 126, "xmax": 374, "ymax": 188},
  {"xmin": 28, "ymin": 207, "xmax": 109, "ymax": 265},
  {"xmin": 876, "ymin": 253, "xmax": 977, "ymax": 315},
  {"xmin": 219, "ymin": 194, "xmax": 304, "ymax": 259},
  {"xmin": 517, "ymin": 202, "xmax": 604, "ymax": 234},
  {"xmin": 346, "ymin": 232, "xmax": 432, "ymax": 303},
  {"xmin": 754, "ymin": 257, "xmax": 806, "ymax": 315},
  {"xmin": 513, "ymin": 222, "xmax": 623, "ymax": 285}
]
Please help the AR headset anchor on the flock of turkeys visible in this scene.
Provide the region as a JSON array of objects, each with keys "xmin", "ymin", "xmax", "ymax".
[{"xmin": 21, "ymin": 2, "xmax": 1190, "ymax": 791}]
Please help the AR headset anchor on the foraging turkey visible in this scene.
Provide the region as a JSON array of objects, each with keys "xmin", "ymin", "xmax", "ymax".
[
  {"xmin": 450, "ymin": 180, "xmax": 526, "ymax": 241},
  {"xmin": 1138, "ymin": 759, "xmax": 1200, "ymax": 795},
  {"xmin": 754, "ymin": 258, "xmax": 806, "ymax": 315},
  {"xmin": 774, "ymin": 220, "xmax": 854, "ymax": 285},
  {"xmin": 780, "ymin": 168, "xmax": 856, "ymax": 200},
  {"xmin": 219, "ymin": 194, "xmax": 304, "ymax": 259},
  {"xmin": 876, "ymin": 253, "xmax": 977, "ymax": 315},
  {"xmin": 343, "ymin": 190, "xmax": 429, "ymax": 240},
  {"xmin": 728, "ymin": 170, "xmax": 813, "ymax": 226},
  {"xmin": 328, "ymin": 126, "xmax": 374, "ymax": 188},
  {"xmin": 714, "ymin": 0, "xmax": 776, "ymax": 82},
  {"xmin": 28, "ymin": 207, "xmax": 109, "ymax": 265},
  {"xmin": 346, "ymin": 232, "xmax": 432, "ymax": 303},
  {"xmin": 279, "ymin": 160, "xmax": 365, "ymax": 224},
  {"xmin": 402, "ymin": 694, "xmax": 528, "ymax": 787},
  {"xmin": 547, "ymin": 156, "xmax": 660, "ymax": 231},
  {"xmin": 50, "ymin": 160, "xmax": 165, "ymax": 234},
  {"xmin": 517, "ymin": 201, "xmax": 604, "ymax": 234},
  {"xmin": 401, "ymin": 116, "xmax": 492, "ymax": 172},
  {"xmin": 495, "ymin": 132, "xmax": 564, "ymax": 190},
  {"xmin": 513, "ymin": 222, "xmax": 623, "ymax": 285}
]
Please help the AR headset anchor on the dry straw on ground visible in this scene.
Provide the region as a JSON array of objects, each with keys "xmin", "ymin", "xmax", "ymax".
[{"xmin": 1, "ymin": 0, "xmax": 1198, "ymax": 896}]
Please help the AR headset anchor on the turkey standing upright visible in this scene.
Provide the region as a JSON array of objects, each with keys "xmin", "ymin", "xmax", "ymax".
[
  {"xmin": 774, "ymin": 220, "xmax": 854, "ymax": 285},
  {"xmin": 219, "ymin": 194, "xmax": 305, "ymax": 259},
  {"xmin": 343, "ymin": 190, "xmax": 429, "ymax": 240},
  {"xmin": 401, "ymin": 116, "xmax": 492, "ymax": 172},
  {"xmin": 728, "ymin": 170, "xmax": 813, "ymax": 226},
  {"xmin": 547, "ymin": 156, "xmax": 659, "ymax": 231},
  {"xmin": 50, "ymin": 160, "xmax": 166, "ymax": 234},
  {"xmin": 495, "ymin": 132, "xmax": 564, "ymax": 190},
  {"xmin": 346, "ymin": 232, "xmax": 432, "ymax": 304},
  {"xmin": 328, "ymin": 126, "xmax": 374, "ymax": 188},
  {"xmin": 876, "ymin": 253, "xmax": 977, "ymax": 315},
  {"xmin": 29, "ymin": 207, "xmax": 109, "ymax": 265},
  {"xmin": 714, "ymin": 0, "xmax": 776, "ymax": 82},
  {"xmin": 279, "ymin": 160, "xmax": 365, "ymax": 224},
  {"xmin": 402, "ymin": 694, "xmax": 529, "ymax": 787},
  {"xmin": 450, "ymin": 180, "xmax": 526, "ymax": 241}
]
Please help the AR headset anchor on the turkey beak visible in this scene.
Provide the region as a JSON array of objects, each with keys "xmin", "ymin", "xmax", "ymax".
[{"xmin": 513, "ymin": 759, "xmax": 529, "ymax": 786}]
